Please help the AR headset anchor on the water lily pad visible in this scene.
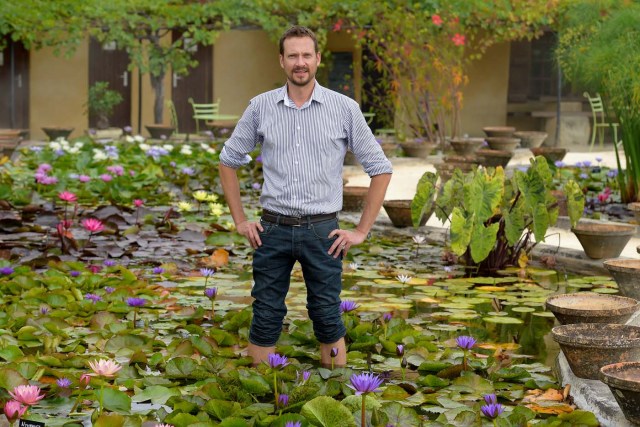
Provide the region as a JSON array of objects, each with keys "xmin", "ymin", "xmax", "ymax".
[{"xmin": 484, "ymin": 316, "xmax": 524, "ymax": 324}]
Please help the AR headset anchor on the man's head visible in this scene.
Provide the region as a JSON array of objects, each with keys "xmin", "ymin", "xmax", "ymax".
[{"xmin": 279, "ymin": 25, "xmax": 321, "ymax": 88}]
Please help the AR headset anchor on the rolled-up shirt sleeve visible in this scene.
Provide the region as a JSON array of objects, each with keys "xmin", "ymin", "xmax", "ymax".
[
  {"xmin": 219, "ymin": 101, "xmax": 260, "ymax": 169},
  {"xmin": 346, "ymin": 102, "xmax": 393, "ymax": 177}
]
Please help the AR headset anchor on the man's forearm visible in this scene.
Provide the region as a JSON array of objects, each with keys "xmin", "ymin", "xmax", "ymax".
[
  {"xmin": 356, "ymin": 173, "xmax": 392, "ymax": 235},
  {"xmin": 219, "ymin": 163, "xmax": 248, "ymax": 226}
]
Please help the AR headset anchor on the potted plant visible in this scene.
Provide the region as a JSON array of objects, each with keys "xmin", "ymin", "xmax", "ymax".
[
  {"xmin": 412, "ymin": 156, "xmax": 585, "ymax": 274},
  {"xmin": 85, "ymin": 81, "xmax": 123, "ymax": 137}
]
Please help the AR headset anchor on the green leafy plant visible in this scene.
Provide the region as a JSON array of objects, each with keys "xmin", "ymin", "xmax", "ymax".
[
  {"xmin": 86, "ymin": 81, "xmax": 123, "ymax": 129},
  {"xmin": 412, "ymin": 156, "xmax": 585, "ymax": 273}
]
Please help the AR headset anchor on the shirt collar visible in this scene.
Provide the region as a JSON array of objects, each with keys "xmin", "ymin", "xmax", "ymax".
[{"xmin": 277, "ymin": 81, "xmax": 326, "ymax": 107}]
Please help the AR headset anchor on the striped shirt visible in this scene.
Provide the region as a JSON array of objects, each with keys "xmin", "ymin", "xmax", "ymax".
[{"xmin": 219, "ymin": 81, "xmax": 393, "ymax": 216}]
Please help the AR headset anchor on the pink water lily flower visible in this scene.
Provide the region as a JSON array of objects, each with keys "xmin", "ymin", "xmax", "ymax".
[
  {"xmin": 4, "ymin": 400, "xmax": 27, "ymax": 423},
  {"xmin": 9, "ymin": 384, "xmax": 45, "ymax": 406},
  {"xmin": 88, "ymin": 359, "xmax": 122, "ymax": 377},
  {"xmin": 452, "ymin": 33, "xmax": 466, "ymax": 46},
  {"xmin": 58, "ymin": 191, "xmax": 78, "ymax": 203},
  {"xmin": 81, "ymin": 218, "xmax": 105, "ymax": 233},
  {"xmin": 432, "ymin": 14, "xmax": 443, "ymax": 26}
]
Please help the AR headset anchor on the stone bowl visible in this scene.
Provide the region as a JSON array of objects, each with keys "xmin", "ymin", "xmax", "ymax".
[
  {"xmin": 600, "ymin": 362, "xmax": 640, "ymax": 424},
  {"xmin": 383, "ymin": 199, "xmax": 432, "ymax": 228},
  {"xmin": 475, "ymin": 149, "xmax": 513, "ymax": 168},
  {"xmin": 485, "ymin": 137, "xmax": 520, "ymax": 152},
  {"xmin": 604, "ymin": 259, "xmax": 640, "ymax": 300},
  {"xmin": 513, "ymin": 131, "xmax": 548, "ymax": 148},
  {"xmin": 482, "ymin": 126, "xmax": 516, "ymax": 138},
  {"xmin": 400, "ymin": 141, "xmax": 436, "ymax": 158},
  {"xmin": 545, "ymin": 292, "xmax": 639, "ymax": 325},
  {"xmin": 449, "ymin": 138, "xmax": 484, "ymax": 156},
  {"xmin": 530, "ymin": 147, "xmax": 567, "ymax": 164},
  {"xmin": 342, "ymin": 186, "xmax": 369, "ymax": 211},
  {"xmin": 571, "ymin": 221, "xmax": 636, "ymax": 259},
  {"xmin": 552, "ymin": 323, "xmax": 640, "ymax": 379}
]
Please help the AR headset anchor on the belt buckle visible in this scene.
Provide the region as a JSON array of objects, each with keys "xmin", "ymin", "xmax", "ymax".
[{"xmin": 291, "ymin": 216, "xmax": 303, "ymax": 227}]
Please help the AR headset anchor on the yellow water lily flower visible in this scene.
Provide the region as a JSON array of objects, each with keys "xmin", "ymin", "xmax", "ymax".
[
  {"xmin": 193, "ymin": 190, "xmax": 209, "ymax": 202},
  {"xmin": 177, "ymin": 201, "xmax": 193, "ymax": 212}
]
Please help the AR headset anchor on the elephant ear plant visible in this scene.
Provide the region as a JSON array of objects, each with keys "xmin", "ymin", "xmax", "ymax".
[{"xmin": 412, "ymin": 156, "xmax": 585, "ymax": 274}]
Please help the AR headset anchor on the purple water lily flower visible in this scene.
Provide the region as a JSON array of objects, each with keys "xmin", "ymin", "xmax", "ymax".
[
  {"xmin": 204, "ymin": 287, "xmax": 218, "ymax": 299},
  {"xmin": 181, "ymin": 167, "xmax": 195, "ymax": 176},
  {"xmin": 383, "ymin": 312, "xmax": 392, "ymax": 322},
  {"xmin": 200, "ymin": 268, "xmax": 215, "ymax": 277},
  {"xmin": 152, "ymin": 266, "xmax": 164, "ymax": 274},
  {"xmin": 484, "ymin": 393, "xmax": 498, "ymax": 404},
  {"xmin": 277, "ymin": 393, "xmax": 289, "ymax": 408},
  {"xmin": 396, "ymin": 344, "xmax": 404, "ymax": 357},
  {"xmin": 103, "ymin": 259, "xmax": 116, "ymax": 267},
  {"xmin": 340, "ymin": 300, "xmax": 358, "ymax": 313},
  {"xmin": 104, "ymin": 286, "xmax": 115, "ymax": 294},
  {"xmin": 297, "ymin": 370, "xmax": 311, "ymax": 383},
  {"xmin": 56, "ymin": 378, "xmax": 72, "ymax": 388},
  {"xmin": 456, "ymin": 335, "xmax": 477, "ymax": 350},
  {"xmin": 579, "ymin": 173, "xmax": 589, "ymax": 179},
  {"xmin": 330, "ymin": 347, "xmax": 339, "ymax": 358},
  {"xmin": 85, "ymin": 293, "xmax": 102, "ymax": 304},
  {"xmin": 0, "ymin": 267, "xmax": 14, "ymax": 275},
  {"xmin": 347, "ymin": 372, "xmax": 384, "ymax": 395},
  {"xmin": 481, "ymin": 403, "xmax": 504, "ymax": 419},
  {"xmin": 126, "ymin": 297, "xmax": 146, "ymax": 307},
  {"xmin": 70, "ymin": 270, "xmax": 81, "ymax": 277},
  {"xmin": 285, "ymin": 422, "xmax": 302, "ymax": 427},
  {"xmin": 267, "ymin": 353, "xmax": 289, "ymax": 370}
]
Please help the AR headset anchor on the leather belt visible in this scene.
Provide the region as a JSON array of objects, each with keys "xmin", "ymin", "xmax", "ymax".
[{"xmin": 261, "ymin": 210, "xmax": 338, "ymax": 226}]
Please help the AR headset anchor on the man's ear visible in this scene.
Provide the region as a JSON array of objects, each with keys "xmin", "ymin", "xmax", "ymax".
[{"xmin": 279, "ymin": 54, "xmax": 284, "ymax": 69}]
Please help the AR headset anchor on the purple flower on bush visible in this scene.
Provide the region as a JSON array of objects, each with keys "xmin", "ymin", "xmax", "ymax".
[
  {"xmin": 579, "ymin": 173, "xmax": 589, "ymax": 180},
  {"xmin": 596, "ymin": 157, "xmax": 603, "ymax": 163},
  {"xmin": 456, "ymin": 335, "xmax": 476, "ymax": 350},
  {"xmin": 106, "ymin": 165, "xmax": 124, "ymax": 176},
  {"xmin": 252, "ymin": 182, "xmax": 262, "ymax": 190},
  {"xmin": 0, "ymin": 267, "xmax": 14, "ymax": 275},
  {"xmin": 100, "ymin": 174, "xmax": 113, "ymax": 182},
  {"xmin": 481, "ymin": 403, "xmax": 504, "ymax": 419},
  {"xmin": 204, "ymin": 287, "xmax": 218, "ymax": 300},
  {"xmin": 103, "ymin": 259, "xmax": 116, "ymax": 267},
  {"xmin": 123, "ymin": 126, "xmax": 132, "ymax": 133},
  {"xmin": 340, "ymin": 300, "xmax": 358, "ymax": 313},
  {"xmin": 78, "ymin": 175, "xmax": 91, "ymax": 183},
  {"xmin": 582, "ymin": 160, "xmax": 592, "ymax": 167},
  {"xmin": 267, "ymin": 353, "xmax": 289, "ymax": 370},
  {"xmin": 554, "ymin": 160, "xmax": 565, "ymax": 168},
  {"xmin": 152, "ymin": 266, "xmax": 164, "ymax": 274},
  {"xmin": 608, "ymin": 169, "xmax": 618, "ymax": 178},
  {"xmin": 85, "ymin": 293, "xmax": 102, "ymax": 304},
  {"xmin": 347, "ymin": 372, "xmax": 384, "ymax": 395},
  {"xmin": 181, "ymin": 167, "xmax": 195, "ymax": 176},
  {"xmin": 574, "ymin": 161, "xmax": 582, "ymax": 168},
  {"xmin": 56, "ymin": 378, "xmax": 72, "ymax": 388},
  {"xmin": 126, "ymin": 297, "xmax": 146, "ymax": 307}
]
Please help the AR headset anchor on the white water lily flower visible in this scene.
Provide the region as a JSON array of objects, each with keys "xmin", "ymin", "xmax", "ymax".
[
  {"xmin": 396, "ymin": 274, "xmax": 412, "ymax": 284},
  {"xmin": 413, "ymin": 235, "xmax": 426, "ymax": 244},
  {"xmin": 200, "ymin": 143, "xmax": 211, "ymax": 150},
  {"xmin": 60, "ymin": 139, "xmax": 70, "ymax": 147},
  {"xmin": 177, "ymin": 201, "xmax": 193, "ymax": 212},
  {"xmin": 180, "ymin": 145, "xmax": 192, "ymax": 155},
  {"xmin": 92, "ymin": 149, "xmax": 107, "ymax": 161},
  {"xmin": 206, "ymin": 194, "xmax": 218, "ymax": 202},
  {"xmin": 224, "ymin": 221, "xmax": 235, "ymax": 230},
  {"xmin": 209, "ymin": 202, "xmax": 224, "ymax": 217},
  {"xmin": 49, "ymin": 141, "xmax": 61, "ymax": 151},
  {"xmin": 125, "ymin": 135, "xmax": 134, "ymax": 143},
  {"xmin": 349, "ymin": 262, "xmax": 359, "ymax": 271},
  {"xmin": 162, "ymin": 144, "xmax": 174, "ymax": 152},
  {"xmin": 192, "ymin": 190, "xmax": 209, "ymax": 202},
  {"xmin": 134, "ymin": 135, "xmax": 145, "ymax": 143},
  {"xmin": 138, "ymin": 143, "xmax": 150, "ymax": 152},
  {"xmin": 206, "ymin": 148, "xmax": 216, "ymax": 154},
  {"xmin": 74, "ymin": 142, "xmax": 84, "ymax": 149},
  {"xmin": 68, "ymin": 147, "xmax": 80, "ymax": 154}
]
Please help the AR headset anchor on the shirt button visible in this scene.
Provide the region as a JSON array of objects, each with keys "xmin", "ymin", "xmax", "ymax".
[
  {"xmin": 297, "ymin": 126, "xmax": 300, "ymax": 130},
  {"xmin": 295, "ymin": 161, "xmax": 299, "ymax": 164},
  {"xmin": 296, "ymin": 144, "xmax": 299, "ymax": 147},
  {"xmin": 293, "ymin": 178, "xmax": 298, "ymax": 182}
]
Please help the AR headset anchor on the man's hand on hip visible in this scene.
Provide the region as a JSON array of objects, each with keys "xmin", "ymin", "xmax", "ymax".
[
  {"xmin": 237, "ymin": 221, "xmax": 264, "ymax": 249},
  {"xmin": 327, "ymin": 228, "xmax": 367, "ymax": 258}
]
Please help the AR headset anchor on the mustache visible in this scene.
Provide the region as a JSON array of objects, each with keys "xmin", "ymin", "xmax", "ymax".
[{"xmin": 293, "ymin": 67, "xmax": 308, "ymax": 72}]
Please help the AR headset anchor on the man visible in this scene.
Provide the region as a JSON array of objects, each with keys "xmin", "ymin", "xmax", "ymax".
[{"xmin": 219, "ymin": 25, "xmax": 392, "ymax": 367}]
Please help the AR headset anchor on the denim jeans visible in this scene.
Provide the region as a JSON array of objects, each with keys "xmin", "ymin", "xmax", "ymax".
[{"xmin": 249, "ymin": 217, "xmax": 346, "ymax": 347}]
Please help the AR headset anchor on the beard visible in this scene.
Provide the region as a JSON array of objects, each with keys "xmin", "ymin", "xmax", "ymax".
[{"xmin": 289, "ymin": 66, "xmax": 315, "ymax": 86}]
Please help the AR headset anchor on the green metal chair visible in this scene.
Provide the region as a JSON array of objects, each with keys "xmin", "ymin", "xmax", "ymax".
[
  {"xmin": 166, "ymin": 100, "xmax": 189, "ymax": 141},
  {"xmin": 189, "ymin": 97, "xmax": 221, "ymax": 134},
  {"xmin": 584, "ymin": 91, "xmax": 620, "ymax": 150}
]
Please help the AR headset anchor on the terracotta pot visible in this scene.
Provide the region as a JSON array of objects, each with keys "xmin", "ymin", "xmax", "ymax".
[
  {"xmin": 530, "ymin": 147, "xmax": 567, "ymax": 164},
  {"xmin": 434, "ymin": 157, "xmax": 478, "ymax": 182},
  {"xmin": 545, "ymin": 292, "xmax": 639, "ymax": 325},
  {"xmin": 550, "ymin": 190, "xmax": 568, "ymax": 216},
  {"xmin": 571, "ymin": 221, "xmax": 636, "ymax": 259},
  {"xmin": 604, "ymin": 259, "xmax": 640, "ymax": 300},
  {"xmin": 449, "ymin": 138, "xmax": 483, "ymax": 156},
  {"xmin": 482, "ymin": 126, "xmax": 516, "ymax": 138},
  {"xmin": 485, "ymin": 137, "xmax": 520, "ymax": 152},
  {"xmin": 344, "ymin": 151, "xmax": 359, "ymax": 165},
  {"xmin": 382, "ymin": 199, "xmax": 432, "ymax": 228},
  {"xmin": 552, "ymin": 323, "xmax": 640, "ymax": 379},
  {"xmin": 342, "ymin": 186, "xmax": 369, "ymax": 211},
  {"xmin": 514, "ymin": 131, "xmax": 548, "ymax": 148},
  {"xmin": 145, "ymin": 124, "xmax": 175, "ymax": 139},
  {"xmin": 627, "ymin": 202, "xmax": 640, "ymax": 223},
  {"xmin": 476, "ymin": 149, "xmax": 513, "ymax": 168},
  {"xmin": 400, "ymin": 141, "xmax": 436, "ymax": 158},
  {"xmin": 600, "ymin": 362, "xmax": 640, "ymax": 424},
  {"xmin": 42, "ymin": 126, "xmax": 74, "ymax": 141}
]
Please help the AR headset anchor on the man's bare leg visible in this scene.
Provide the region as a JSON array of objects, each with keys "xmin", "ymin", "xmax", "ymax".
[
  {"xmin": 320, "ymin": 337, "xmax": 346, "ymax": 368},
  {"xmin": 249, "ymin": 343, "xmax": 275, "ymax": 367}
]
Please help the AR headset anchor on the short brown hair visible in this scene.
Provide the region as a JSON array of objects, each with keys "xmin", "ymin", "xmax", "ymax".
[{"xmin": 279, "ymin": 25, "xmax": 318, "ymax": 54}]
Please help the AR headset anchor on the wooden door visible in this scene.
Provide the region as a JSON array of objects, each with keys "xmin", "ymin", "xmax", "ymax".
[
  {"xmin": 89, "ymin": 38, "xmax": 131, "ymax": 128},
  {"xmin": 172, "ymin": 31, "xmax": 213, "ymax": 134},
  {"xmin": 0, "ymin": 36, "xmax": 29, "ymax": 130}
]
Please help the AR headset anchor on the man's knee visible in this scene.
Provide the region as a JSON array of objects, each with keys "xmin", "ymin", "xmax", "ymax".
[
  {"xmin": 250, "ymin": 304, "xmax": 285, "ymax": 346},
  {"xmin": 309, "ymin": 305, "xmax": 346, "ymax": 344}
]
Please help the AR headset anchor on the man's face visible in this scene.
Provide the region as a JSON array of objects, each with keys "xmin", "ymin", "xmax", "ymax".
[{"xmin": 279, "ymin": 36, "xmax": 321, "ymax": 87}]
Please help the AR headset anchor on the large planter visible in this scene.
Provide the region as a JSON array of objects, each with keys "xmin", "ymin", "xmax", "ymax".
[
  {"xmin": 382, "ymin": 199, "xmax": 431, "ymax": 228},
  {"xmin": 434, "ymin": 156, "xmax": 478, "ymax": 181},
  {"xmin": 476, "ymin": 148, "xmax": 513, "ymax": 168},
  {"xmin": 485, "ymin": 137, "xmax": 520, "ymax": 152},
  {"xmin": 400, "ymin": 141, "xmax": 436, "ymax": 158},
  {"xmin": 571, "ymin": 221, "xmax": 636, "ymax": 259},
  {"xmin": 604, "ymin": 259, "xmax": 640, "ymax": 300},
  {"xmin": 545, "ymin": 292, "xmax": 639, "ymax": 325},
  {"xmin": 514, "ymin": 131, "xmax": 548, "ymax": 148},
  {"xmin": 42, "ymin": 126, "xmax": 74, "ymax": 141},
  {"xmin": 600, "ymin": 362, "xmax": 640, "ymax": 424},
  {"xmin": 530, "ymin": 146, "xmax": 567, "ymax": 164},
  {"xmin": 449, "ymin": 138, "xmax": 483, "ymax": 156},
  {"xmin": 482, "ymin": 126, "xmax": 516, "ymax": 138},
  {"xmin": 342, "ymin": 186, "xmax": 368, "ymax": 212},
  {"xmin": 145, "ymin": 124, "xmax": 175, "ymax": 140},
  {"xmin": 551, "ymin": 323, "xmax": 640, "ymax": 379}
]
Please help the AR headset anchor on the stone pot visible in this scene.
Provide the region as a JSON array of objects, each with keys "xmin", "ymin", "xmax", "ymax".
[
  {"xmin": 604, "ymin": 259, "xmax": 640, "ymax": 300},
  {"xmin": 434, "ymin": 156, "xmax": 478, "ymax": 181},
  {"xmin": 551, "ymin": 323, "xmax": 640, "ymax": 380},
  {"xmin": 342, "ymin": 186, "xmax": 369, "ymax": 212},
  {"xmin": 382, "ymin": 199, "xmax": 432, "ymax": 228},
  {"xmin": 145, "ymin": 124, "xmax": 175, "ymax": 140},
  {"xmin": 344, "ymin": 151, "xmax": 359, "ymax": 165},
  {"xmin": 400, "ymin": 141, "xmax": 436, "ymax": 158},
  {"xmin": 600, "ymin": 362, "xmax": 640, "ymax": 424},
  {"xmin": 449, "ymin": 138, "xmax": 484, "ymax": 156},
  {"xmin": 530, "ymin": 146, "xmax": 567, "ymax": 164},
  {"xmin": 42, "ymin": 126, "xmax": 74, "ymax": 141},
  {"xmin": 550, "ymin": 189, "xmax": 568, "ymax": 217},
  {"xmin": 482, "ymin": 126, "xmax": 516, "ymax": 138},
  {"xmin": 627, "ymin": 202, "xmax": 640, "ymax": 223},
  {"xmin": 571, "ymin": 221, "xmax": 636, "ymax": 259},
  {"xmin": 485, "ymin": 137, "xmax": 520, "ymax": 152},
  {"xmin": 514, "ymin": 131, "xmax": 548, "ymax": 148},
  {"xmin": 545, "ymin": 292, "xmax": 639, "ymax": 325},
  {"xmin": 476, "ymin": 149, "xmax": 513, "ymax": 168}
]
